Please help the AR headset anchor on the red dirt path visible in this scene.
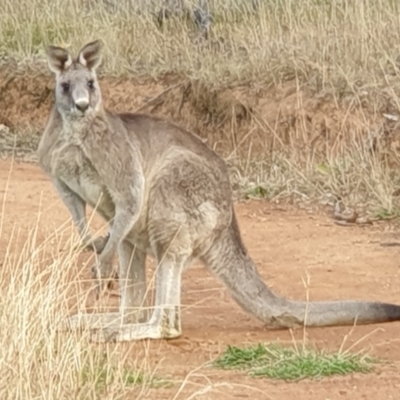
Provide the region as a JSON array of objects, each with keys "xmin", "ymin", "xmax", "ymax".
[{"xmin": 1, "ymin": 158, "xmax": 400, "ymax": 399}]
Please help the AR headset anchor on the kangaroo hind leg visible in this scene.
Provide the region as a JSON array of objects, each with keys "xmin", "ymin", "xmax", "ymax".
[{"xmin": 89, "ymin": 253, "xmax": 188, "ymax": 342}]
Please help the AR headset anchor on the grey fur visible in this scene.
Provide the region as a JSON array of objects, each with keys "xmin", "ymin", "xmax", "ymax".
[{"xmin": 38, "ymin": 40, "xmax": 400, "ymax": 342}]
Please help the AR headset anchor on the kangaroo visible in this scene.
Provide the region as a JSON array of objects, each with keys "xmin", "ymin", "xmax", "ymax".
[{"xmin": 37, "ymin": 40, "xmax": 400, "ymax": 343}]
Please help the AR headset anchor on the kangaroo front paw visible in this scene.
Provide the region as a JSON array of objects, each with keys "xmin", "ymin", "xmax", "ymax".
[
  {"xmin": 83, "ymin": 233, "xmax": 110, "ymax": 254},
  {"xmin": 91, "ymin": 259, "xmax": 117, "ymax": 296}
]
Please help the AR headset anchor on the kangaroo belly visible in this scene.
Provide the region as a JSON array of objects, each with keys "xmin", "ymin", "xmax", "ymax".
[{"xmin": 66, "ymin": 175, "xmax": 107, "ymax": 209}]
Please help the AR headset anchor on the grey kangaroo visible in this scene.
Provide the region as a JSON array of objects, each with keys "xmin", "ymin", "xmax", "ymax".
[{"xmin": 37, "ymin": 40, "xmax": 400, "ymax": 343}]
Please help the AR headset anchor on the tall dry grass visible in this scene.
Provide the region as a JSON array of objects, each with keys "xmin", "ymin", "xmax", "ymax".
[
  {"xmin": 0, "ymin": 184, "xmax": 160, "ymax": 399},
  {"xmin": 227, "ymin": 110, "xmax": 400, "ymax": 217},
  {"xmin": 1, "ymin": 0, "xmax": 400, "ymax": 90}
]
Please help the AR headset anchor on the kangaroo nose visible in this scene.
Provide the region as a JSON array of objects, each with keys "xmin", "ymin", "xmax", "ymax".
[{"xmin": 75, "ymin": 99, "xmax": 89, "ymax": 112}]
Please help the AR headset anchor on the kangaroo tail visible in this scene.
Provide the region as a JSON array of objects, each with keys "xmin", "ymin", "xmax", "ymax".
[{"xmin": 205, "ymin": 212, "xmax": 400, "ymax": 328}]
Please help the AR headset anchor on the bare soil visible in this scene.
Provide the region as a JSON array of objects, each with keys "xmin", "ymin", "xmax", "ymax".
[{"xmin": 1, "ymin": 158, "xmax": 400, "ymax": 399}]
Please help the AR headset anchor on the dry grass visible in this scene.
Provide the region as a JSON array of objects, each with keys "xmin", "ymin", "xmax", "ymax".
[
  {"xmin": 0, "ymin": 190, "xmax": 164, "ymax": 399},
  {"xmin": 2, "ymin": 0, "xmax": 400, "ymax": 214},
  {"xmin": 1, "ymin": 0, "xmax": 400, "ymax": 90},
  {"xmin": 227, "ymin": 126, "xmax": 400, "ymax": 218}
]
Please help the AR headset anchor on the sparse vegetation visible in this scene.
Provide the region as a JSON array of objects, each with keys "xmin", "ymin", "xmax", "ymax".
[
  {"xmin": 214, "ymin": 343, "xmax": 377, "ymax": 381},
  {"xmin": 1, "ymin": 0, "xmax": 400, "ymax": 90}
]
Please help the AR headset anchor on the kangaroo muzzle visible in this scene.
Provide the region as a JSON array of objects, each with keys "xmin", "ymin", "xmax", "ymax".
[{"xmin": 74, "ymin": 97, "xmax": 89, "ymax": 113}]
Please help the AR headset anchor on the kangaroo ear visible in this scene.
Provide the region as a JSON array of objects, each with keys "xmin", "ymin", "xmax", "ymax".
[
  {"xmin": 77, "ymin": 40, "xmax": 102, "ymax": 71},
  {"xmin": 46, "ymin": 46, "xmax": 72, "ymax": 74}
]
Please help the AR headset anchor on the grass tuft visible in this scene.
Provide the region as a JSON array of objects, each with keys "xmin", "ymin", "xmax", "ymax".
[
  {"xmin": 214, "ymin": 343, "xmax": 377, "ymax": 381},
  {"xmin": 0, "ymin": 202, "xmax": 165, "ymax": 399}
]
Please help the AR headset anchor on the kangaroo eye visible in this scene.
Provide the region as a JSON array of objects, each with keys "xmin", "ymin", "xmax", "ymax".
[
  {"xmin": 87, "ymin": 80, "xmax": 94, "ymax": 89},
  {"xmin": 61, "ymin": 82, "xmax": 70, "ymax": 94}
]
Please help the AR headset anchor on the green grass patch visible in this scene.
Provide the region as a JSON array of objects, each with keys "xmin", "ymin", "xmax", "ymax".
[{"xmin": 213, "ymin": 343, "xmax": 377, "ymax": 381}]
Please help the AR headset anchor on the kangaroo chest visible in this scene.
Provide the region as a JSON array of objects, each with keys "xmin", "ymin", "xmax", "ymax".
[{"xmin": 51, "ymin": 141, "xmax": 114, "ymax": 219}]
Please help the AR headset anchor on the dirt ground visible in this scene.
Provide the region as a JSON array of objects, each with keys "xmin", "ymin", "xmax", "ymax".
[{"xmin": 1, "ymin": 158, "xmax": 400, "ymax": 399}]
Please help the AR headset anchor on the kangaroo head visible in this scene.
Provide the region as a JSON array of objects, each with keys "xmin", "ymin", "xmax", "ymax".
[{"xmin": 47, "ymin": 40, "xmax": 103, "ymax": 120}]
